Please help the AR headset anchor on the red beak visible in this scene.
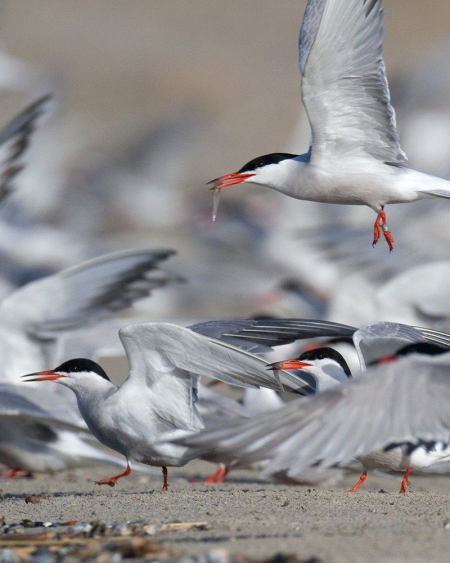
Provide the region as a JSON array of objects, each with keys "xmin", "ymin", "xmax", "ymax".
[
  {"xmin": 21, "ymin": 370, "xmax": 67, "ymax": 382},
  {"xmin": 267, "ymin": 359, "xmax": 312, "ymax": 371},
  {"xmin": 208, "ymin": 172, "xmax": 256, "ymax": 190}
]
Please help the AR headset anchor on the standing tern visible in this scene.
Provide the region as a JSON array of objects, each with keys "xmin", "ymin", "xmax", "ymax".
[
  {"xmin": 209, "ymin": 0, "xmax": 450, "ymax": 251},
  {"xmin": 21, "ymin": 319, "xmax": 341, "ymax": 489}
]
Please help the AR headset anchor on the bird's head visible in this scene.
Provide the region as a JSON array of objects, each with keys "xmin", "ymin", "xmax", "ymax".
[
  {"xmin": 208, "ymin": 153, "xmax": 299, "ymax": 220},
  {"xmin": 209, "ymin": 153, "xmax": 299, "ymax": 190},
  {"xmin": 267, "ymin": 347, "xmax": 352, "ymax": 391},
  {"xmin": 21, "ymin": 358, "xmax": 111, "ymax": 392}
]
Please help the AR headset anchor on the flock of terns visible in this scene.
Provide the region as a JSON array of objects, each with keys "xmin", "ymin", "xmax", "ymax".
[{"xmin": 2, "ymin": 0, "xmax": 450, "ymax": 497}]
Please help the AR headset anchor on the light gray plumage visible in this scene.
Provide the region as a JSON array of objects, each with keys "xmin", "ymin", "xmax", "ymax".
[
  {"xmin": 0, "ymin": 249, "xmax": 182, "ymax": 473},
  {"xmin": 0, "ymin": 382, "xmax": 132, "ymax": 473},
  {"xmin": 175, "ymin": 357, "xmax": 450, "ymax": 478},
  {"xmin": 0, "ymin": 248, "xmax": 182, "ymax": 380},
  {"xmin": 299, "ymin": 0, "xmax": 405, "ymax": 165},
  {"xmin": 120, "ymin": 322, "xmax": 310, "ymax": 394}
]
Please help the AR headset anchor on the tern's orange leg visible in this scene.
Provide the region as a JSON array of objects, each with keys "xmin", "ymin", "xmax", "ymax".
[
  {"xmin": 373, "ymin": 214, "xmax": 382, "ymax": 247},
  {"xmin": 95, "ymin": 463, "xmax": 131, "ymax": 487},
  {"xmin": 161, "ymin": 466, "xmax": 169, "ymax": 492},
  {"xmin": 373, "ymin": 207, "xmax": 394, "ymax": 251},
  {"xmin": 214, "ymin": 465, "xmax": 230, "ymax": 484},
  {"xmin": 204, "ymin": 464, "xmax": 226, "ymax": 484},
  {"xmin": 399, "ymin": 466, "xmax": 411, "ymax": 494},
  {"xmin": 348, "ymin": 470, "xmax": 367, "ymax": 493}
]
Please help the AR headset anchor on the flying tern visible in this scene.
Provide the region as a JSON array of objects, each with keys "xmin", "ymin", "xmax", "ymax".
[{"xmin": 209, "ymin": 0, "xmax": 450, "ymax": 251}]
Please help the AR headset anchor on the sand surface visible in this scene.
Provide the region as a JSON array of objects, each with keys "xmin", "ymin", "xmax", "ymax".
[{"xmin": 2, "ymin": 462, "xmax": 450, "ymax": 562}]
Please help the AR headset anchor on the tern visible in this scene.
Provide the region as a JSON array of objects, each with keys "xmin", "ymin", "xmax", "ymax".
[
  {"xmin": 178, "ymin": 323, "xmax": 450, "ymax": 492},
  {"xmin": 209, "ymin": 0, "xmax": 450, "ymax": 251},
  {"xmin": 177, "ymin": 355, "xmax": 450, "ymax": 493},
  {"xmin": 21, "ymin": 319, "xmax": 351, "ymax": 489}
]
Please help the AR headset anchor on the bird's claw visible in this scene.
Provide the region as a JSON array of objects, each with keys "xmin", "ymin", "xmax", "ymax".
[{"xmin": 95, "ymin": 479, "xmax": 116, "ymax": 487}]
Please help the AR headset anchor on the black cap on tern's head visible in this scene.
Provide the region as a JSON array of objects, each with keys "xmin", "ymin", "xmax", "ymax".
[
  {"xmin": 297, "ymin": 347, "xmax": 352, "ymax": 378},
  {"xmin": 237, "ymin": 153, "xmax": 299, "ymax": 174},
  {"xmin": 208, "ymin": 153, "xmax": 298, "ymax": 190},
  {"xmin": 53, "ymin": 359, "xmax": 111, "ymax": 381},
  {"xmin": 21, "ymin": 358, "xmax": 110, "ymax": 383},
  {"xmin": 267, "ymin": 346, "xmax": 352, "ymax": 377},
  {"xmin": 371, "ymin": 342, "xmax": 449, "ymax": 366},
  {"xmin": 395, "ymin": 342, "xmax": 448, "ymax": 358}
]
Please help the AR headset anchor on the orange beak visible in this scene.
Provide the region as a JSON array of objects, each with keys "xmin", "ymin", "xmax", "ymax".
[
  {"xmin": 21, "ymin": 370, "xmax": 67, "ymax": 382},
  {"xmin": 267, "ymin": 359, "xmax": 312, "ymax": 371},
  {"xmin": 208, "ymin": 172, "xmax": 256, "ymax": 190}
]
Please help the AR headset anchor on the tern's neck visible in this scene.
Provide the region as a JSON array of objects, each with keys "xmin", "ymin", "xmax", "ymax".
[
  {"xmin": 60, "ymin": 374, "xmax": 117, "ymax": 404},
  {"xmin": 251, "ymin": 154, "xmax": 310, "ymax": 195},
  {"xmin": 306, "ymin": 359, "xmax": 350, "ymax": 392}
]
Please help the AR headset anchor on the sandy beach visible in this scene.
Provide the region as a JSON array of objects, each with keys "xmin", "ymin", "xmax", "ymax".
[{"xmin": 2, "ymin": 463, "xmax": 450, "ymax": 562}]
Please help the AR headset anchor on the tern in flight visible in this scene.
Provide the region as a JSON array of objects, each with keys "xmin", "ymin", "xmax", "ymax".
[{"xmin": 209, "ymin": 0, "xmax": 450, "ymax": 251}]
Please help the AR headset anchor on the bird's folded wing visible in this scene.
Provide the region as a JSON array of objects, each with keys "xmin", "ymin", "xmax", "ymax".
[
  {"xmin": 175, "ymin": 358, "xmax": 450, "ymax": 477},
  {"xmin": 300, "ymin": 0, "xmax": 406, "ymax": 164},
  {"xmin": 119, "ymin": 322, "xmax": 315, "ymax": 395},
  {"xmin": 190, "ymin": 318, "xmax": 357, "ymax": 353},
  {"xmin": 0, "ymin": 95, "xmax": 53, "ymax": 202},
  {"xmin": 2, "ymin": 249, "xmax": 181, "ymax": 340}
]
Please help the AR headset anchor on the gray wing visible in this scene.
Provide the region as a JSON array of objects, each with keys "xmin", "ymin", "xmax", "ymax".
[
  {"xmin": 299, "ymin": 0, "xmax": 406, "ymax": 164},
  {"xmin": 15, "ymin": 249, "xmax": 182, "ymax": 339},
  {"xmin": 120, "ymin": 322, "xmax": 315, "ymax": 395},
  {"xmin": 353, "ymin": 322, "xmax": 450, "ymax": 368},
  {"xmin": 190, "ymin": 319, "xmax": 357, "ymax": 353},
  {"xmin": 0, "ymin": 95, "xmax": 52, "ymax": 202},
  {"xmin": 0, "ymin": 384, "xmax": 88, "ymax": 433},
  {"xmin": 176, "ymin": 358, "xmax": 450, "ymax": 476},
  {"xmin": 197, "ymin": 384, "xmax": 249, "ymax": 428}
]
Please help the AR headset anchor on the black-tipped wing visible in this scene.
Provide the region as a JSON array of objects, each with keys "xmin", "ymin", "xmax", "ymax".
[
  {"xmin": 190, "ymin": 319, "xmax": 357, "ymax": 353},
  {"xmin": 0, "ymin": 95, "xmax": 52, "ymax": 202},
  {"xmin": 4, "ymin": 249, "xmax": 182, "ymax": 339},
  {"xmin": 176, "ymin": 358, "xmax": 450, "ymax": 476}
]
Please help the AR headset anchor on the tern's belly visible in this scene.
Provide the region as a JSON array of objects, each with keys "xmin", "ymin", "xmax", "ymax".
[
  {"xmin": 360, "ymin": 443, "xmax": 450, "ymax": 472},
  {"xmin": 276, "ymin": 162, "xmax": 422, "ymax": 207}
]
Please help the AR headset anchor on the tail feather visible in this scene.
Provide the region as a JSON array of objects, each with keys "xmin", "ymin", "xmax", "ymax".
[{"xmin": 420, "ymin": 189, "xmax": 450, "ymax": 200}]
